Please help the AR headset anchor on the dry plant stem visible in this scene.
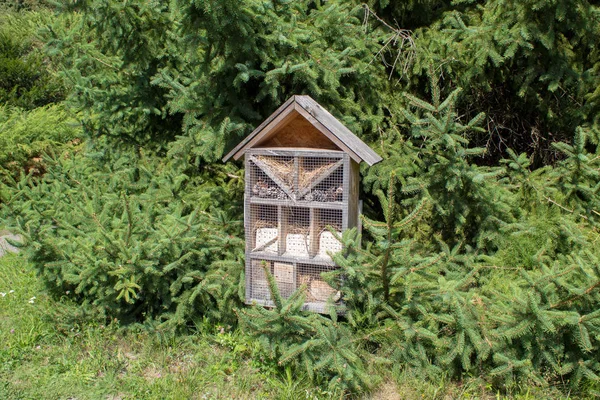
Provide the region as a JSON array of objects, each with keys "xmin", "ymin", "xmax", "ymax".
[
  {"xmin": 255, "ymin": 156, "xmax": 294, "ymax": 187},
  {"xmin": 288, "ymin": 224, "xmax": 309, "ymax": 235},
  {"xmin": 254, "ymin": 219, "xmax": 276, "ymax": 230},
  {"xmin": 298, "ymin": 162, "xmax": 337, "ymax": 189},
  {"xmin": 256, "ymin": 155, "xmax": 338, "ymax": 190},
  {"xmin": 252, "ymin": 236, "xmax": 278, "ymax": 252},
  {"xmin": 362, "ymin": 4, "xmax": 416, "ymax": 79}
]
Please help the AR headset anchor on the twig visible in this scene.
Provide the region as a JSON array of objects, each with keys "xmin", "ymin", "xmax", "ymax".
[{"xmin": 362, "ymin": 4, "xmax": 416, "ymax": 80}]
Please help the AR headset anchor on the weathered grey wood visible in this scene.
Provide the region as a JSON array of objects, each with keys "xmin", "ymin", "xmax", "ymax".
[
  {"xmin": 231, "ymin": 96, "xmax": 382, "ymax": 313},
  {"xmin": 293, "ymin": 261, "xmax": 298, "ymax": 296},
  {"xmin": 244, "ymin": 160, "xmax": 252, "ymax": 303},
  {"xmin": 249, "ymin": 196, "xmax": 346, "ymax": 210},
  {"xmin": 223, "ymin": 95, "xmax": 382, "ymax": 166},
  {"xmin": 278, "ymin": 206, "xmax": 287, "ymax": 256},
  {"xmin": 296, "ymin": 159, "xmax": 344, "ymax": 199},
  {"xmin": 342, "ymin": 155, "xmax": 350, "ymax": 231},
  {"xmin": 249, "ymin": 251, "xmax": 337, "ymax": 267},
  {"xmin": 294, "ymin": 105, "xmax": 362, "ymax": 164},
  {"xmin": 223, "ymin": 95, "xmax": 296, "ymax": 162},
  {"xmin": 294, "ymin": 95, "xmax": 382, "ymax": 166},
  {"xmin": 249, "ymin": 155, "xmax": 296, "ymax": 200},
  {"xmin": 293, "ymin": 156, "xmax": 299, "ymax": 193},
  {"xmin": 347, "ymin": 159, "xmax": 360, "ymax": 230},
  {"xmin": 248, "ymin": 298, "xmax": 342, "ymax": 314},
  {"xmin": 249, "ymin": 148, "xmax": 344, "ymax": 158},
  {"xmin": 309, "ymin": 208, "xmax": 318, "ymax": 257}
]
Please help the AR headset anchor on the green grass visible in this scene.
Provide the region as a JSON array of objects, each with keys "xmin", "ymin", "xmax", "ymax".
[
  {"xmin": 0, "ymin": 253, "xmax": 340, "ymax": 399},
  {"xmin": 0, "ymin": 253, "xmax": 585, "ymax": 399}
]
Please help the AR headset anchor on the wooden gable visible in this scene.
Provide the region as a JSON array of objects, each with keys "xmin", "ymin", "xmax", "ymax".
[{"xmin": 222, "ymin": 95, "xmax": 382, "ymax": 166}]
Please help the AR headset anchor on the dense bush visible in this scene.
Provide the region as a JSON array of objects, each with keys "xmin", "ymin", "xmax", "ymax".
[
  {"xmin": 0, "ymin": 11, "xmax": 76, "ymax": 183},
  {"xmin": 0, "ymin": 105, "xmax": 80, "ymax": 181},
  {"xmin": 3, "ymin": 144, "xmax": 245, "ymax": 328},
  {"xmin": 0, "ymin": 12, "xmax": 65, "ymax": 108},
  {"xmin": 2, "ymin": 0, "xmax": 600, "ymax": 397}
]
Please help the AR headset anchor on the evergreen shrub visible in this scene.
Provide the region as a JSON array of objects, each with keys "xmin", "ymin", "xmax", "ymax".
[{"xmin": 2, "ymin": 144, "xmax": 245, "ymax": 328}]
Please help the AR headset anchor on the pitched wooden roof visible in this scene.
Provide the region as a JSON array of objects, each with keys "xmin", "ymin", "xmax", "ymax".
[{"xmin": 222, "ymin": 95, "xmax": 382, "ymax": 166}]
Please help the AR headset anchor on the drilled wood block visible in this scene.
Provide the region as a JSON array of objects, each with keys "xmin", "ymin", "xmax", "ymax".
[
  {"xmin": 255, "ymin": 228, "xmax": 278, "ymax": 253},
  {"xmin": 318, "ymin": 231, "xmax": 342, "ymax": 259},
  {"xmin": 286, "ymin": 234, "xmax": 310, "ymax": 257},
  {"xmin": 274, "ymin": 262, "xmax": 294, "ymax": 284}
]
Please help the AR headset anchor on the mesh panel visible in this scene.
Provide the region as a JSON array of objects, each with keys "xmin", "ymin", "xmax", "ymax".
[
  {"xmin": 298, "ymin": 264, "xmax": 340, "ymax": 303},
  {"xmin": 250, "ymin": 259, "xmax": 271, "ymax": 301},
  {"xmin": 249, "ymin": 259, "xmax": 295, "ymax": 301},
  {"xmin": 298, "ymin": 157, "xmax": 343, "ymax": 202},
  {"xmin": 284, "ymin": 207, "xmax": 310, "ymax": 257},
  {"xmin": 250, "ymin": 204, "xmax": 278, "ymax": 254},
  {"xmin": 245, "ymin": 151, "xmax": 347, "ymax": 311},
  {"xmin": 274, "ymin": 262, "xmax": 295, "ymax": 298},
  {"xmin": 249, "ymin": 155, "xmax": 294, "ymax": 200},
  {"xmin": 301, "ymin": 167, "xmax": 343, "ymax": 203},
  {"xmin": 315, "ymin": 209, "xmax": 343, "ymax": 261}
]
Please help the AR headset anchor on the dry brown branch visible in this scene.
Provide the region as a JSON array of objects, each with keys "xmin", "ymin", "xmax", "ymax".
[{"xmin": 362, "ymin": 4, "xmax": 416, "ymax": 80}]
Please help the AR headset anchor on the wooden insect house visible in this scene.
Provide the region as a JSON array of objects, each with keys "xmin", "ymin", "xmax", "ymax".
[{"xmin": 223, "ymin": 95, "xmax": 382, "ymax": 312}]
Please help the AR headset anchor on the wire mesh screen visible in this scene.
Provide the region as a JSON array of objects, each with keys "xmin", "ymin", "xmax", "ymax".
[
  {"xmin": 283, "ymin": 207, "xmax": 310, "ymax": 257},
  {"xmin": 250, "ymin": 204, "xmax": 278, "ymax": 254},
  {"xmin": 298, "ymin": 263, "xmax": 340, "ymax": 304},
  {"xmin": 301, "ymin": 165, "xmax": 343, "ymax": 203},
  {"xmin": 274, "ymin": 262, "xmax": 295, "ymax": 298},
  {"xmin": 249, "ymin": 155, "xmax": 294, "ymax": 200},
  {"xmin": 249, "ymin": 259, "xmax": 296, "ymax": 301},
  {"xmin": 298, "ymin": 157, "xmax": 343, "ymax": 202},
  {"xmin": 245, "ymin": 151, "xmax": 349, "ymax": 312},
  {"xmin": 249, "ymin": 259, "xmax": 271, "ymax": 301},
  {"xmin": 315, "ymin": 209, "xmax": 343, "ymax": 261}
]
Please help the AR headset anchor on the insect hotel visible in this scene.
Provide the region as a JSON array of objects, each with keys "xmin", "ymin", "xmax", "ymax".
[{"xmin": 223, "ymin": 95, "xmax": 381, "ymax": 312}]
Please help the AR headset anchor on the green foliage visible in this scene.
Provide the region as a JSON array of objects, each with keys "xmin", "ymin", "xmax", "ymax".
[
  {"xmin": 162, "ymin": 0, "xmax": 391, "ymax": 161},
  {"xmin": 408, "ymin": 0, "xmax": 600, "ymax": 164},
  {"xmin": 239, "ymin": 265, "xmax": 373, "ymax": 395},
  {"xmin": 3, "ymin": 0, "xmax": 600, "ymax": 396},
  {"xmin": 47, "ymin": 0, "xmax": 394, "ymax": 160},
  {"xmin": 0, "ymin": 0, "xmax": 49, "ymax": 12},
  {"xmin": 2, "ymin": 146, "xmax": 244, "ymax": 328},
  {"xmin": 366, "ymin": 74, "xmax": 513, "ymax": 248},
  {"xmin": 0, "ymin": 104, "xmax": 80, "ymax": 181},
  {"xmin": 46, "ymin": 1, "xmax": 177, "ymax": 148},
  {"xmin": 0, "ymin": 254, "xmax": 341, "ymax": 400},
  {"xmin": 360, "ymin": 173, "xmax": 428, "ymax": 301},
  {"xmin": 334, "ymin": 195, "xmax": 600, "ymax": 392},
  {"xmin": 0, "ymin": 11, "xmax": 65, "ymax": 108},
  {"xmin": 552, "ymin": 127, "xmax": 600, "ymax": 222},
  {"xmin": 330, "ymin": 85, "xmax": 600, "ymax": 393}
]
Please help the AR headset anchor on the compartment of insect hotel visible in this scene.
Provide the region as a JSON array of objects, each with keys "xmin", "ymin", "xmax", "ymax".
[
  {"xmin": 224, "ymin": 95, "xmax": 381, "ymax": 313},
  {"xmin": 298, "ymin": 263, "xmax": 341, "ymax": 311},
  {"xmin": 249, "ymin": 154, "xmax": 294, "ymax": 200},
  {"xmin": 250, "ymin": 204, "xmax": 279, "ymax": 255},
  {"xmin": 249, "ymin": 259, "xmax": 296, "ymax": 302},
  {"xmin": 282, "ymin": 207, "xmax": 310, "ymax": 257},
  {"xmin": 300, "ymin": 156, "xmax": 344, "ymax": 203},
  {"xmin": 249, "ymin": 259, "xmax": 272, "ymax": 301},
  {"xmin": 314, "ymin": 209, "xmax": 343, "ymax": 261}
]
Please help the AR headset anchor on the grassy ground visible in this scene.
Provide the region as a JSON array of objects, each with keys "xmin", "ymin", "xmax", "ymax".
[
  {"xmin": 0, "ymin": 253, "xmax": 579, "ymax": 399},
  {"xmin": 0, "ymin": 253, "xmax": 341, "ymax": 399}
]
